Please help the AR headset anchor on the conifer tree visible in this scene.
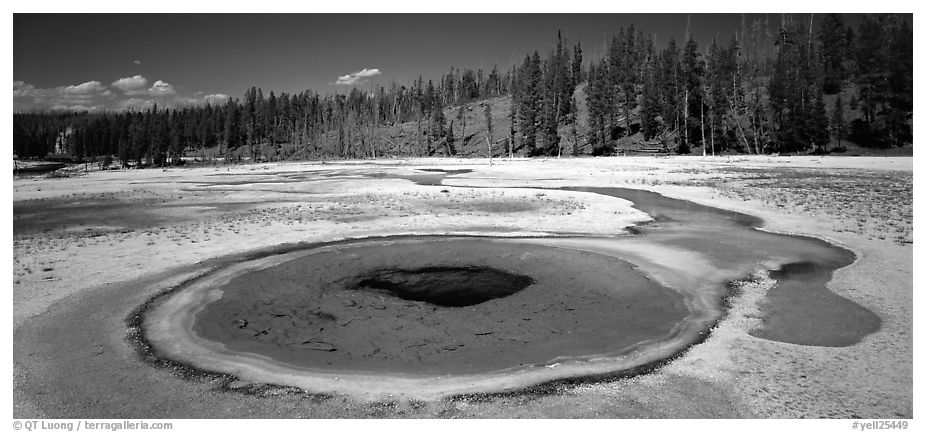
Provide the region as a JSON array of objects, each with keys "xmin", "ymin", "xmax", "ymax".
[
  {"xmin": 429, "ymin": 89, "xmax": 450, "ymax": 155},
  {"xmin": 516, "ymin": 52, "xmax": 543, "ymax": 154},
  {"xmin": 831, "ymin": 94, "xmax": 847, "ymax": 148},
  {"xmin": 809, "ymin": 90, "xmax": 830, "ymax": 153},
  {"xmin": 885, "ymin": 18, "xmax": 913, "ymax": 146},
  {"xmin": 618, "ymin": 26, "xmax": 641, "ymax": 136},
  {"xmin": 680, "ymin": 38, "xmax": 703, "ymax": 153},
  {"xmin": 539, "ymin": 47, "xmax": 564, "ymax": 155},
  {"xmin": 585, "ymin": 61, "xmax": 610, "ymax": 154},
  {"xmin": 571, "ymin": 42, "xmax": 584, "ymax": 84},
  {"xmin": 640, "ymin": 64, "xmax": 661, "ymax": 141},
  {"xmin": 854, "ymin": 15, "xmax": 888, "ymax": 129},
  {"xmin": 657, "ymin": 38, "xmax": 682, "ymax": 150},
  {"xmin": 818, "ymin": 13, "xmax": 849, "ymax": 94}
]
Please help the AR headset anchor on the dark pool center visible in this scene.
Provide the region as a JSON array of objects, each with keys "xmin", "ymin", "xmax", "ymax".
[{"xmin": 353, "ymin": 266, "xmax": 534, "ymax": 308}]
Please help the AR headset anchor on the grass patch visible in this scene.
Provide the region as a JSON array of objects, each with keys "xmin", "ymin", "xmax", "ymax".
[{"xmin": 716, "ymin": 168, "xmax": 912, "ymax": 245}]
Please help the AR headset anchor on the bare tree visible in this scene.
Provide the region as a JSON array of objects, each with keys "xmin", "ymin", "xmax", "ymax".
[
  {"xmin": 457, "ymin": 105, "xmax": 466, "ymax": 148},
  {"xmin": 484, "ymin": 104, "xmax": 494, "ymax": 165}
]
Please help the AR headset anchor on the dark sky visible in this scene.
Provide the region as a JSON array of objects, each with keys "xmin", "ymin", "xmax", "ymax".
[{"xmin": 13, "ymin": 13, "xmax": 879, "ymax": 112}]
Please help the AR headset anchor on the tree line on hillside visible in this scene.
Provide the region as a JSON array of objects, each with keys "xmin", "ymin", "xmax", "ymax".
[
  {"xmin": 13, "ymin": 66, "xmax": 513, "ymax": 165},
  {"xmin": 13, "ymin": 13, "xmax": 911, "ymax": 166}
]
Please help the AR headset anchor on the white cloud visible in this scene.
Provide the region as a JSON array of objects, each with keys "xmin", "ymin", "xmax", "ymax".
[
  {"xmin": 334, "ymin": 68, "xmax": 382, "ymax": 86},
  {"xmin": 148, "ymin": 80, "xmax": 176, "ymax": 96},
  {"xmin": 134, "ymin": 59, "xmax": 142, "ymax": 65},
  {"xmin": 14, "ymin": 80, "xmax": 110, "ymax": 112},
  {"xmin": 203, "ymin": 93, "xmax": 229, "ymax": 105},
  {"xmin": 13, "ymin": 81, "xmax": 36, "ymax": 98},
  {"xmin": 112, "ymin": 75, "xmax": 148, "ymax": 92},
  {"xmin": 63, "ymin": 80, "xmax": 107, "ymax": 95},
  {"xmin": 15, "ymin": 78, "xmax": 229, "ymax": 112}
]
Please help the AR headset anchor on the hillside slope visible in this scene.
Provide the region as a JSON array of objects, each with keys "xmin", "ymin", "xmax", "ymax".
[{"xmin": 372, "ymin": 84, "xmax": 660, "ymax": 158}]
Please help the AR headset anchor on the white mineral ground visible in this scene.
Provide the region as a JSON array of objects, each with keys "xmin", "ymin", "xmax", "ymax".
[{"xmin": 12, "ymin": 156, "xmax": 912, "ymax": 418}]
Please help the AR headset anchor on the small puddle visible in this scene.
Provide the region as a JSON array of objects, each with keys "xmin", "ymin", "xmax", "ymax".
[
  {"xmin": 369, "ymin": 168, "xmax": 474, "ymax": 186},
  {"xmin": 750, "ymin": 262, "xmax": 881, "ymax": 346},
  {"xmin": 13, "ymin": 198, "xmax": 261, "ymax": 236},
  {"xmin": 564, "ymin": 187, "xmax": 881, "ymax": 347},
  {"xmin": 416, "ymin": 168, "xmax": 474, "ymax": 175}
]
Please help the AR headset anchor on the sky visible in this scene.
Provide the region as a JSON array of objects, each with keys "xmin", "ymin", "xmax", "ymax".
[{"xmin": 12, "ymin": 12, "xmax": 885, "ymax": 113}]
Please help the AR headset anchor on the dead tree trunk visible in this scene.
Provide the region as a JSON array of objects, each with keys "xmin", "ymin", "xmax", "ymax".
[
  {"xmin": 370, "ymin": 122, "xmax": 376, "ymax": 159},
  {"xmin": 729, "ymin": 101, "xmax": 752, "ymax": 153},
  {"xmin": 507, "ymin": 128, "xmax": 514, "ymax": 159},
  {"xmin": 701, "ymin": 97, "xmax": 707, "ymax": 156},
  {"xmin": 415, "ymin": 109, "xmax": 422, "ymax": 156},
  {"xmin": 460, "ymin": 108, "xmax": 466, "ymax": 148},
  {"xmin": 571, "ymin": 120, "xmax": 579, "ymax": 156},
  {"xmin": 683, "ymin": 89, "xmax": 689, "ymax": 149},
  {"xmin": 748, "ymin": 105, "xmax": 762, "ymax": 155},
  {"xmin": 708, "ymin": 104, "xmax": 716, "ymax": 156}
]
